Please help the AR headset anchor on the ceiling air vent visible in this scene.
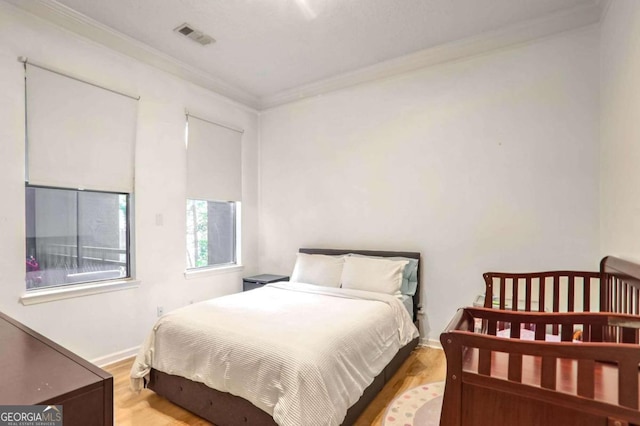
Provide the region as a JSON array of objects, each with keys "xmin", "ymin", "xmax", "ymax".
[{"xmin": 173, "ymin": 23, "xmax": 215, "ymax": 46}]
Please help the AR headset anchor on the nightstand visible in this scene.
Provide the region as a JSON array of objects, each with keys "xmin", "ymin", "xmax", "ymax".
[{"xmin": 243, "ymin": 274, "xmax": 289, "ymax": 291}]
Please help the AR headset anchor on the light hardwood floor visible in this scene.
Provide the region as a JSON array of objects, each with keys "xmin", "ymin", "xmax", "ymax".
[{"xmin": 103, "ymin": 346, "xmax": 446, "ymax": 426}]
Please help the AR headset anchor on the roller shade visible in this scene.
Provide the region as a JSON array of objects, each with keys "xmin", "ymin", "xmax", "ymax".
[
  {"xmin": 186, "ymin": 114, "xmax": 243, "ymax": 202},
  {"xmin": 25, "ymin": 62, "xmax": 138, "ymax": 193}
]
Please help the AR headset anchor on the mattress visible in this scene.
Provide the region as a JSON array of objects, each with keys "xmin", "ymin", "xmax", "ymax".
[
  {"xmin": 131, "ymin": 282, "xmax": 418, "ymax": 426},
  {"xmin": 496, "ymin": 327, "xmax": 581, "ymax": 342}
]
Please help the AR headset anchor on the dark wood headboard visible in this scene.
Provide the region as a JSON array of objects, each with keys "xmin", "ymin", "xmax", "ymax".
[{"xmin": 299, "ymin": 248, "xmax": 421, "ymax": 322}]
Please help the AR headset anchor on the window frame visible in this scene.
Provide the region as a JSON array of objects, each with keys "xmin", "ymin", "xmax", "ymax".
[
  {"xmin": 185, "ymin": 198, "xmax": 242, "ymax": 273},
  {"xmin": 23, "ymin": 184, "xmax": 137, "ymax": 300}
]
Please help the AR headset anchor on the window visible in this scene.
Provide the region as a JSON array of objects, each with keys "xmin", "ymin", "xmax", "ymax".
[
  {"xmin": 25, "ymin": 186, "xmax": 130, "ymax": 289},
  {"xmin": 185, "ymin": 112, "xmax": 243, "ymax": 271},
  {"xmin": 22, "ymin": 59, "xmax": 138, "ymax": 292},
  {"xmin": 186, "ymin": 200, "xmax": 238, "ymax": 269}
]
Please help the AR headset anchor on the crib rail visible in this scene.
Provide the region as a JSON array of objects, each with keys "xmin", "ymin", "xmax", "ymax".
[
  {"xmin": 483, "ymin": 257, "xmax": 640, "ymax": 318},
  {"xmin": 483, "ymin": 270, "xmax": 601, "ymax": 313},
  {"xmin": 440, "ymin": 307, "xmax": 640, "ymax": 426}
]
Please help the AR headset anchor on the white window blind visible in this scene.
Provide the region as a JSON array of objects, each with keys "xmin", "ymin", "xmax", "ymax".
[
  {"xmin": 186, "ymin": 114, "xmax": 243, "ymax": 202},
  {"xmin": 25, "ymin": 62, "xmax": 138, "ymax": 193}
]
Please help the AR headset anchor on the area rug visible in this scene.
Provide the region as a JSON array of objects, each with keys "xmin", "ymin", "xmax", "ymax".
[{"xmin": 382, "ymin": 381, "xmax": 445, "ymax": 426}]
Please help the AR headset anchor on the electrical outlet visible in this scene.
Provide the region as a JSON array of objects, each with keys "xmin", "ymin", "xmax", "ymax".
[{"xmin": 157, "ymin": 306, "xmax": 164, "ymax": 317}]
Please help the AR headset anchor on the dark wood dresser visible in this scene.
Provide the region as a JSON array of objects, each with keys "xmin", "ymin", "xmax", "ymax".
[{"xmin": 0, "ymin": 311, "xmax": 113, "ymax": 426}]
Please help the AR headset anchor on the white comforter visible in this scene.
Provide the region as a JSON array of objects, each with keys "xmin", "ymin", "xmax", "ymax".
[{"xmin": 130, "ymin": 282, "xmax": 418, "ymax": 426}]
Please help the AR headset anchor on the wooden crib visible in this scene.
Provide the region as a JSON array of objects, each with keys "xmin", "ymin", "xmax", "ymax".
[{"xmin": 440, "ymin": 256, "xmax": 640, "ymax": 426}]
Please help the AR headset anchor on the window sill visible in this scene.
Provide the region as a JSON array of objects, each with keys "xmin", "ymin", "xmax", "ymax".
[
  {"xmin": 20, "ymin": 279, "xmax": 141, "ymax": 306},
  {"xmin": 184, "ymin": 264, "xmax": 244, "ymax": 280}
]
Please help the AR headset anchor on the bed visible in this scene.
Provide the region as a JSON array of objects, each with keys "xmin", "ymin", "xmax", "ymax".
[
  {"xmin": 439, "ymin": 256, "xmax": 640, "ymax": 426},
  {"xmin": 130, "ymin": 248, "xmax": 422, "ymax": 426}
]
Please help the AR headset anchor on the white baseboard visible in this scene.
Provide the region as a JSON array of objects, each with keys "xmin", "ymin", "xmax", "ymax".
[
  {"xmin": 91, "ymin": 346, "xmax": 140, "ymax": 368},
  {"xmin": 419, "ymin": 337, "xmax": 443, "ymax": 349}
]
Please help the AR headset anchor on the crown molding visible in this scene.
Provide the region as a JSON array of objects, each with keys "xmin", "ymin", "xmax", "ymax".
[
  {"xmin": 261, "ymin": 0, "xmax": 606, "ymax": 109},
  {"xmin": 4, "ymin": 0, "xmax": 261, "ymax": 111},
  {"xmin": 5, "ymin": 0, "xmax": 608, "ymax": 111}
]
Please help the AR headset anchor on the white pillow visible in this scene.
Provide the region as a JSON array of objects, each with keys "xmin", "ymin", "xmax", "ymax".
[
  {"xmin": 290, "ymin": 253, "xmax": 345, "ymax": 287},
  {"xmin": 341, "ymin": 256, "xmax": 409, "ymax": 296}
]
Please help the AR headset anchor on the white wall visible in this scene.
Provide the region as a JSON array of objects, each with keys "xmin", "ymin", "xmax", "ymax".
[
  {"xmin": 259, "ymin": 28, "xmax": 600, "ymax": 341},
  {"xmin": 600, "ymin": 0, "xmax": 640, "ymax": 260},
  {"xmin": 0, "ymin": 2, "xmax": 260, "ymax": 362},
  {"xmin": 0, "ymin": 1, "xmax": 606, "ymax": 356}
]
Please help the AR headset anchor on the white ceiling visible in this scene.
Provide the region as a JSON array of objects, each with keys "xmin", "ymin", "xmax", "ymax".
[{"xmin": 7, "ymin": 0, "xmax": 606, "ymax": 109}]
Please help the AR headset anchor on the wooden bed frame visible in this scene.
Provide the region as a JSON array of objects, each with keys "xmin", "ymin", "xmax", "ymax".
[
  {"xmin": 440, "ymin": 256, "xmax": 640, "ymax": 426},
  {"xmin": 148, "ymin": 248, "xmax": 421, "ymax": 426}
]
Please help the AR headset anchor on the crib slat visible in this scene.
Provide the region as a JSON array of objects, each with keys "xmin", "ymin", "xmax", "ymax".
[
  {"xmin": 539, "ymin": 278, "xmax": 546, "ymax": 313},
  {"xmin": 487, "ymin": 318, "xmax": 497, "ymax": 336},
  {"xmin": 553, "ymin": 275, "xmax": 560, "ymax": 312},
  {"xmin": 499, "ymin": 277, "xmax": 506, "ymax": 309},
  {"xmin": 552, "ymin": 276, "xmax": 560, "ymax": 335},
  {"xmin": 510, "ymin": 322, "xmax": 521, "ymax": 339},
  {"xmin": 617, "ymin": 279, "xmax": 622, "ymax": 313},
  {"xmin": 478, "ymin": 349, "xmax": 491, "ymax": 376},
  {"xmin": 584, "ymin": 278, "xmax": 591, "ymax": 312},
  {"xmin": 577, "ymin": 359, "xmax": 594, "ymax": 399},
  {"xmin": 541, "ymin": 356, "xmax": 556, "ymax": 390},
  {"xmin": 512, "ymin": 278, "xmax": 519, "ymax": 311},
  {"xmin": 568, "ymin": 274, "xmax": 575, "ymax": 312},
  {"xmin": 525, "ymin": 277, "xmax": 532, "ymax": 311},
  {"xmin": 479, "ymin": 317, "xmax": 495, "ymax": 377},
  {"xmin": 611, "ymin": 279, "xmax": 620, "ymax": 339},
  {"xmin": 609, "ymin": 277, "xmax": 614, "ymax": 311},
  {"xmin": 508, "ymin": 353, "xmax": 522, "ymax": 382},
  {"xmin": 600, "ymin": 275, "xmax": 609, "ymax": 312},
  {"xmin": 535, "ymin": 322, "xmax": 545, "ymax": 341},
  {"xmin": 619, "ymin": 359, "xmax": 639, "ymax": 409},
  {"xmin": 561, "ymin": 324, "xmax": 573, "ymax": 342}
]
